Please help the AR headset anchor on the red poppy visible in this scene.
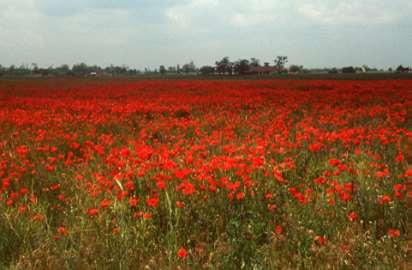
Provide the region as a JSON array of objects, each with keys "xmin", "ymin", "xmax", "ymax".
[
  {"xmin": 274, "ymin": 225, "xmax": 283, "ymax": 234},
  {"xmin": 146, "ymin": 197, "xmax": 159, "ymax": 208},
  {"xmin": 378, "ymin": 195, "xmax": 391, "ymax": 205},
  {"xmin": 177, "ymin": 247, "xmax": 188, "ymax": 259},
  {"xmin": 129, "ymin": 196, "xmax": 139, "ymax": 207},
  {"xmin": 387, "ymin": 228, "xmax": 400, "ymax": 238},
  {"xmin": 176, "ymin": 201, "xmax": 185, "ymax": 208},
  {"xmin": 347, "ymin": 211, "xmax": 358, "ymax": 222},
  {"xmin": 87, "ymin": 208, "xmax": 99, "ymax": 217},
  {"xmin": 314, "ymin": 235, "xmax": 327, "ymax": 246},
  {"xmin": 100, "ymin": 198, "xmax": 112, "ymax": 209},
  {"xmin": 57, "ymin": 226, "xmax": 69, "ymax": 236}
]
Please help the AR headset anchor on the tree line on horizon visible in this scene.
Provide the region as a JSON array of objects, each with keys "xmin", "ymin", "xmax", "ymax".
[{"xmin": 0, "ymin": 57, "xmax": 410, "ymax": 77}]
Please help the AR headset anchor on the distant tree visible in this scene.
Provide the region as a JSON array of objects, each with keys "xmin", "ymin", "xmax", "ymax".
[
  {"xmin": 31, "ymin": 63, "xmax": 38, "ymax": 74},
  {"xmin": 182, "ymin": 61, "xmax": 196, "ymax": 74},
  {"xmin": 234, "ymin": 59, "xmax": 250, "ymax": 75},
  {"xmin": 274, "ymin": 56, "xmax": 288, "ymax": 73},
  {"xmin": 38, "ymin": 67, "xmax": 49, "ymax": 77},
  {"xmin": 215, "ymin": 57, "xmax": 233, "ymax": 75},
  {"xmin": 249, "ymin": 58, "xmax": 260, "ymax": 67},
  {"xmin": 362, "ymin": 65, "xmax": 371, "ymax": 72},
  {"xmin": 72, "ymin": 63, "xmax": 89, "ymax": 76},
  {"xmin": 8, "ymin": 64, "xmax": 31, "ymax": 76},
  {"xmin": 396, "ymin": 65, "xmax": 410, "ymax": 73},
  {"xmin": 342, "ymin": 66, "xmax": 356, "ymax": 73},
  {"xmin": 56, "ymin": 64, "xmax": 70, "ymax": 76},
  {"xmin": 264, "ymin": 62, "xmax": 270, "ymax": 67},
  {"xmin": 46, "ymin": 66, "xmax": 55, "ymax": 76},
  {"xmin": 289, "ymin": 65, "xmax": 303, "ymax": 73},
  {"xmin": 199, "ymin": 66, "xmax": 215, "ymax": 75},
  {"xmin": 159, "ymin": 65, "xmax": 166, "ymax": 75},
  {"xmin": 328, "ymin": 68, "xmax": 338, "ymax": 74},
  {"xmin": 354, "ymin": 66, "xmax": 363, "ymax": 73},
  {"xmin": 168, "ymin": 66, "xmax": 176, "ymax": 73}
]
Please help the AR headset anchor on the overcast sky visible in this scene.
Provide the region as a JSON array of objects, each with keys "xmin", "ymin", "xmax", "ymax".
[{"xmin": 1, "ymin": 0, "xmax": 411, "ymax": 69}]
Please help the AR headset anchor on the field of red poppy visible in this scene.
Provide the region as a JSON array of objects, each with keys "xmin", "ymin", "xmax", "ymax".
[{"xmin": 0, "ymin": 78, "xmax": 410, "ymax": 269}]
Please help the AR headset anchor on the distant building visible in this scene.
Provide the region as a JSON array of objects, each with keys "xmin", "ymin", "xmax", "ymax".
[
  {"xmin": 396, "ymin": 65, "xmax": 411, "ymax": 73},
  {"xmin": 247, "ymin": 66, "xmax": 282, "ymax": 75},
  {"xmin": 342, "ymin": 66, "xmax": 356, "ymax": 73}
]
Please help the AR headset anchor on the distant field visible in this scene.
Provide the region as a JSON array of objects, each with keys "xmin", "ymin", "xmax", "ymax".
[
  {"xmin": 0, "ymin": 79, "xmax": 410, "ymax": 269},
  {"xmin": 1, "ymin": 71, "xmax": 412, "ymax": 81}
]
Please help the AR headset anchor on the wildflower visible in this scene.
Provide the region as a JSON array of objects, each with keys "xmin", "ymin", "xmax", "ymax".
[
  {"xmin": 100, "ymin": 198, "xmax": 112, "ymax": 209},
  {"xmin": 112, "ymin": 227, "xmax": 121, "ymax": 235},
  {"xmin": 267, "ymin": 204, "xmax": 277, "ymax": 212},
  {"xmin": 32, "ymin": 213, "xmax": 45, "ymax": 222},
  {"xmin": 19, "ymin": 187, "xmax": 30, "ymax": 195},
  {"xmin": 6, "ymin": 199, "xmax": 14, "ymax": 207},
  {"xmin": 128, "ymin": 196, "xmax": 139, "ymax": 207},
  {"xmin": 57, "ymin": 226, "xmax": 69, "ymax": 236},
  {"xmin": 87, "ymin": 208, "xmax": 99, "ymax": 217},
  {"xmin": 236, "ymin": 192, "xmax": 245, "ymax": 200},
  {"xmin": 393, "ymin": 183, "xmax": 405, "ymax": 198},
  {"xmin": 57, "ymin": 194, "xmax": 65, "ymax": 202},
  {"xmin": 329, "ymin": 158, "xmax": 340, "ymax": 166},
  {"xmin": 143, "ymin": 212, "xmax": 152, "ymax": 219},
  {"xmin": 18, "ymin": 205, "xmax": 28, "ymax": 214},
  {"xmin": 2, "ymin": 178, "xmax": 10, "ymax": 189},
  {"xmin": 176, "ymin": 201, "xmax": 185, "ymax": 208},
  {"xmin": 376, "ymin": 169, "xmax": 389, "ymax": 178},
  {"xmin": 120, "ymin": 147, "xmax": 130, "ymax": 158},
  {"xmin": 275, "ymin": 225, "xmax": 283, "ymax": 234},
  {"xmin": 347, "ymin": 211, "xmax": 358, "ymax": 222},
  {"xmin": 405, "ymin": 168, "xmax": 412, "ymax": 177},
  {"xmin": 124, "ymin": 180, "xmax": 135, "ymax": 191},
  {"xmin": 314, "ymin": 235, "xmax": 327, "ymax": 246},
  {"xmin": 313, "ymin": 177, "xmax": 327, "ymax": 185},
  {"xmin": 387, "ymin": 228, "xmax": 400, "ymax": 238},
  {"xmin": 395, "ymin": 153, "xmax": 404, "ymax": 162},
  {"xmin": 156, "ymin": 180, "xmax": 166, "ymax": 190},
  {"xmin": 146, "ymin": 197, "xmax": 159, "ymax": 208},
  {"xmin": 177, "ymin": 247, "xmax": 188, "ymax": 259},
  {"xmin": 309, "ymin": 142, "xmax": 322, "ymax": 152},
  {"xmin": 339, "ymin": 191, "xmax": 352, "ymax": 202},
  {"xmin": 378, "ymin": 195, "xmax": 391, "ymax": 205},
  {"xmin": 16, "ymin": 145, "xmax": 29, "ymax": 156},
  {"xmin": 265, "ymin": 192, "xmax": 273, "ymax": 200},
  {"xmin": 179, "ymin": 181, "xmax": 196, "ymax": 196}
]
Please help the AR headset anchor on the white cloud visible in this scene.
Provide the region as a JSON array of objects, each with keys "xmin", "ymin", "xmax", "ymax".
[
  {"xmin": 298, "ymin": 1, "xmax": 408, "ymax": 25},
  {"xmin": 165, "ymin": 0, "xmax": 291, "ymax": 28},
  {"xmin": 165, "ymin": 0, "xmax": 219, "ymax": 28},
  {"xmin": 0, "ymin": 0, "xmax": 410, "ymax": 68},
  {"xmin": 0, "ymin": 0, "xmax": 45, "ymax": 50},
  {"xmin": 229, "ymin": 13, "xmax": 276, "ymax": 27}
]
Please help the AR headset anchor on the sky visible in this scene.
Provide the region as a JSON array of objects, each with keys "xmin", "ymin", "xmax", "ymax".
[{"xmin": 1, "ymin": 0, "xmax": 411, "ymax": 69}]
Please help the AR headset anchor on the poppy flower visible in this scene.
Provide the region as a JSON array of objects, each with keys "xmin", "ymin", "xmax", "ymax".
[
  {"xmin": 57, "ymin": 226, "xmax": 69, "ymax": 236},
  {"xmin": 146, "ymin": 197, "xmax": 159, "ymax": 208},
  {"xmin": 314, "ymin": 235, "xmax": 327, "ymax": 246},
  {"xmin": 275, "ymin": 225, "xmax": 283, "ymax": 234},
  {"xmin": 129, "ymin": 196, "xmax": 139, "ymax": 207},
  {"xmin": 387, "ymin": 228, "xmax": 400, "ymax": 238},
  {"xmin": 378, "ymin": 195, "xmax": 391, "ymax": 205},
  {"xmin": 87, "ymin": 208, "xmax": 99, "ymax": 217},
  {"xmin": 100, "ymin": 198, "xmax": 112, "ymax": 209},
  {"xmin": 177, "ymin": 247, "xmax": 188, "ymax": 259},
  {"xmin": 347, "ymin": 211, "xmax": 358, "ymax": 222}
]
